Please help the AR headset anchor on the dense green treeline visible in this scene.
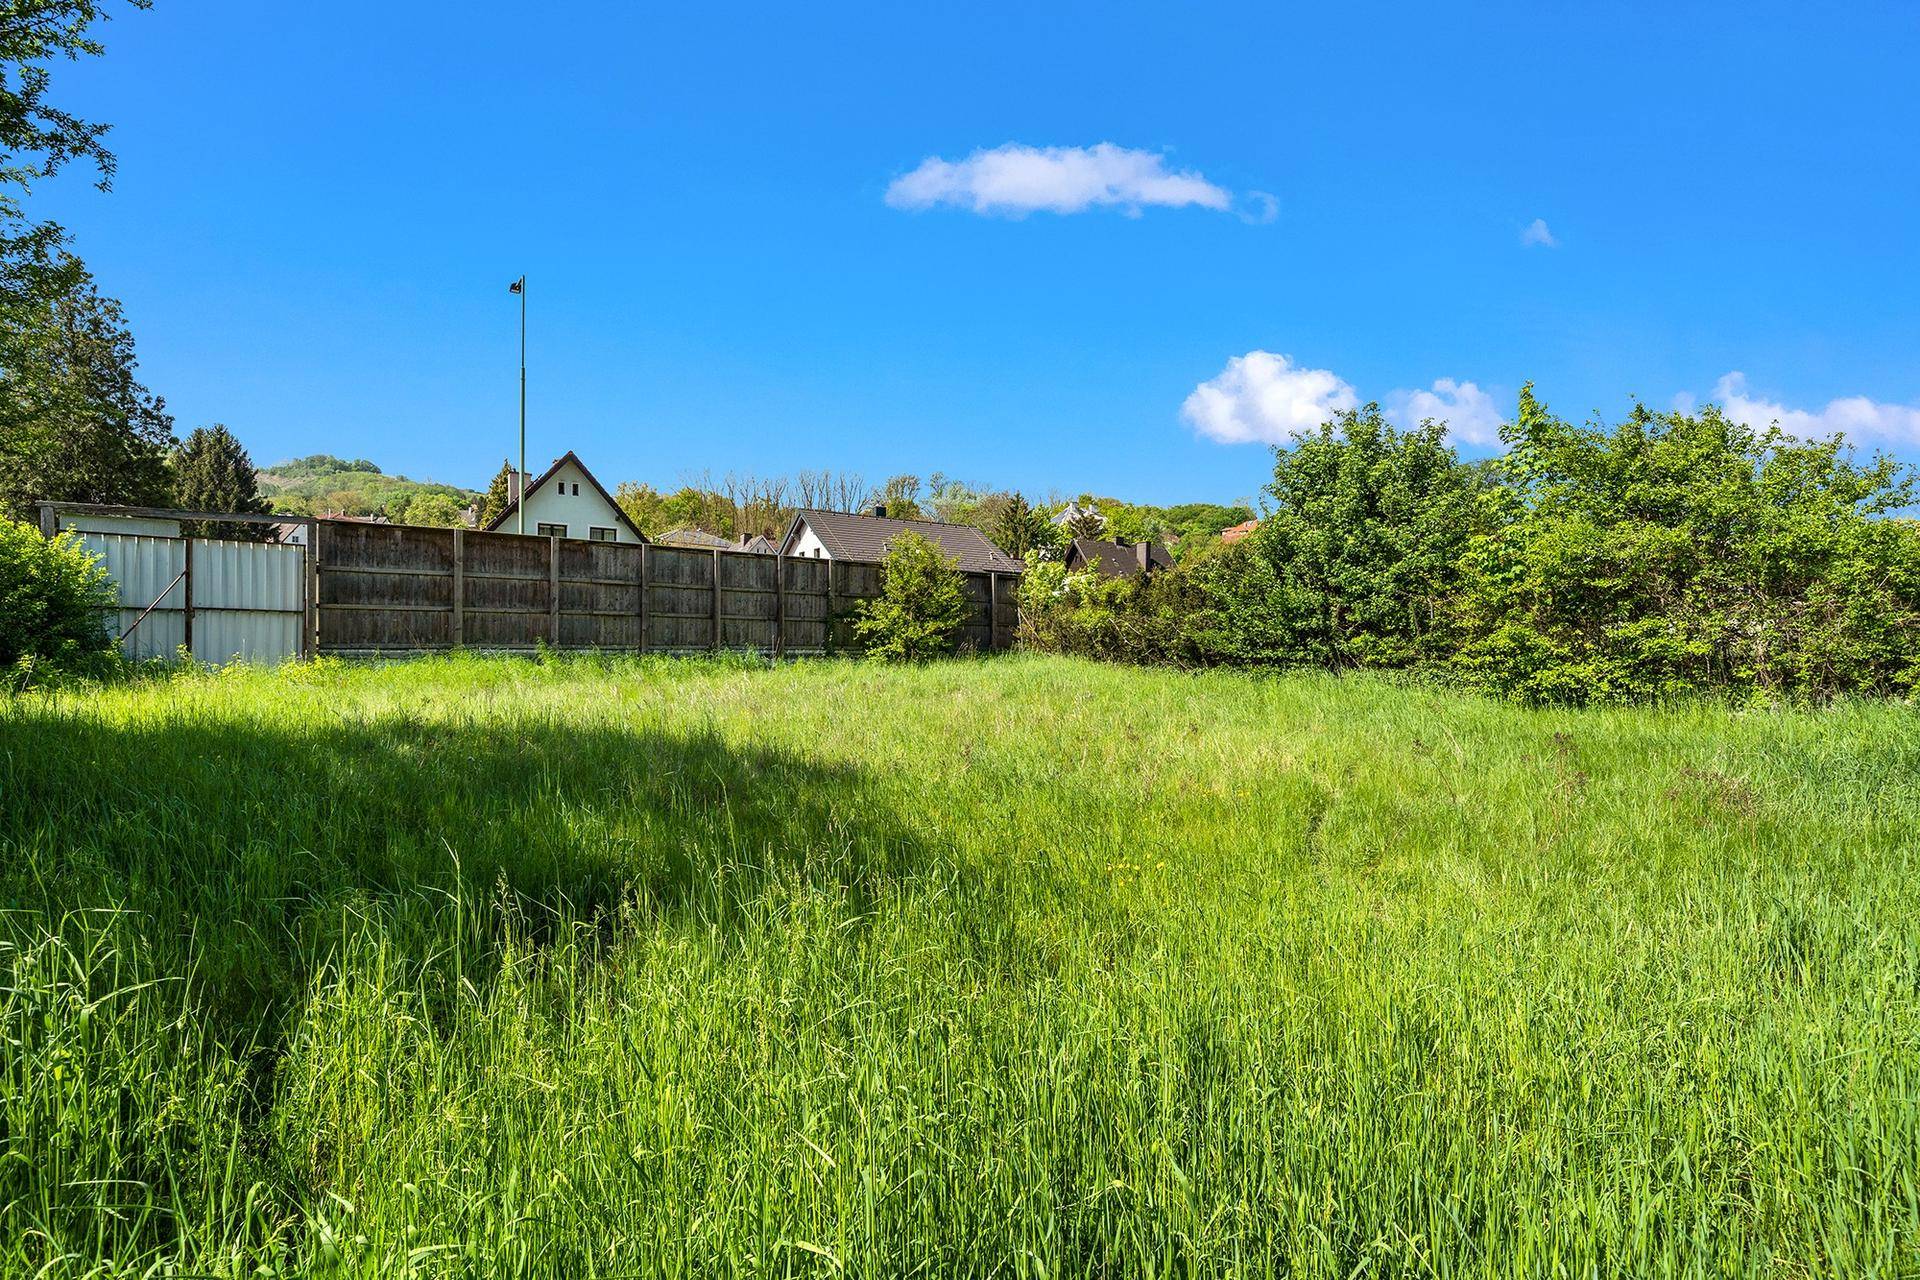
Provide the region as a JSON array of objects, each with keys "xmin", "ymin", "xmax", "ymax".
[{"xmin": 1022, "ymin": 388, "xmax": 1920, "ymax": 703}]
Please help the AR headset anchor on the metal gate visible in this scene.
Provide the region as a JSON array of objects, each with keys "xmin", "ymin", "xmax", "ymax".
[
  {"xmin": 79, "ymin": 532, "xmax": 308, "ymax": 664},
  {"xmin": 37, "ymin": 504, "xmax": 317, "ymax": 666}
]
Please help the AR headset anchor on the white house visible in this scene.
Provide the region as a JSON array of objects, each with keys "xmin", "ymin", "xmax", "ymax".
[
  {"xmin": 483, "ymin": 451, "xmax": 645, "ymax": 543},
  {"xmin": 1051, "ymin": 500, "xmax": 1103, "ymax": 531}
]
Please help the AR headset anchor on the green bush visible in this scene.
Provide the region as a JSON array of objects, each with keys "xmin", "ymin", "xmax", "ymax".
[
  {"xmin": 0, "ymin": 518, "xmax": 118, "ymax": 682},
  {"xmin": 1017, "ymin": 389, "xmax": 1920, "ymax": 705},
  {"xmin": 851, "ymin": 532, "xmax": 971, "ymax": 662},
  {"xmin": 1254, "ymin": 405, "xmax": 1485, "ymax": 668},
  {"xmin": 1449, "ymin": 388, "xmax": 1920, "ymax": 704}
]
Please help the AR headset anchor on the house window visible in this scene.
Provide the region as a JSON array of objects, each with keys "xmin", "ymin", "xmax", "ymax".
[
  {"xmin": 589, "ymin": 526, "xmax": 617, "ymax": 542},
  {"xmin": 537, "ymin": 522, "xmax": 567, "ymax": 538},
  {"xmin": 812, "ymin": 548, "xmax": 822, "ymax": 558},
  {"xmin": 572, "ymin": 483, "xmax": 580, "ymax": 495},
  {"xmin": 556, "ymin": 481, "xmax": 564, "ymax": 495}
]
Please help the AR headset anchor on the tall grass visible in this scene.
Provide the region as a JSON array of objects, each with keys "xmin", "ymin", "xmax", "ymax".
[{"xmin": 2, "ymin": 653, "xmax": 1917, "ymax": 1277}]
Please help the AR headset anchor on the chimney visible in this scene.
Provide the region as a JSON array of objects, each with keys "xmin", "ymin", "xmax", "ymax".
[
  {"xmin": 868, "ymin": 503, "xmax": 887, "ymax": 518},
  {"xmin": 1136, "ymin": 541, "xmax": 1152, "ymax": 572}
]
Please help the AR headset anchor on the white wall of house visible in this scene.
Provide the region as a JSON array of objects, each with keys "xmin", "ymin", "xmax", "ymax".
[
  {"xmin": 508, "ymin": 458, "xmax": 634, "ymax": 541},
  {"xmin": 785, "ymin": 520, "xmax": 831, "ymax": 559}
]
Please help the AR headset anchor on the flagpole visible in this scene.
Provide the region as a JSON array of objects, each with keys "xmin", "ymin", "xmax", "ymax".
[{"xmin": 517, "ymin": 276, "xmax": 527, "ymax": 534}]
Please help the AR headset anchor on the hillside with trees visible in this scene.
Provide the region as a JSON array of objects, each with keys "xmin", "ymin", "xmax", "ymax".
[{"xmin": 260, "ymin": 455, "xmax": 480, "ymax": 526}]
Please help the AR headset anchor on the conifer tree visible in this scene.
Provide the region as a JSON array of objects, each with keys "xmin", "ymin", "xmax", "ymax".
[{"xmin": 173, "ymin": 424, "xmax": 268, "ymax": 539}]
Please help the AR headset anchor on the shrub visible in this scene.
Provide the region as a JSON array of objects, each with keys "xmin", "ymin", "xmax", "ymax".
[
  {"xmin": 1254, "ymin": 405, "xmax": 1484, "ymax": 668},
  {"xmin": 1448, "ymin": 387, "xmax": 1920, "ymax": 703},
  {"xmin": 851, "ymin": 532, "xmax": 971, "ymax": 662},
  {"xmin": 0, "ymin": 518, "xmax": 118, "ymax": 682},
  {"xmin": 1015, "ymin": 544, "xmax": 1275, "ymax": 668},
  {"xmin": 1019, "ymin": 409, "xmax": 1484, "ymax": 673}
]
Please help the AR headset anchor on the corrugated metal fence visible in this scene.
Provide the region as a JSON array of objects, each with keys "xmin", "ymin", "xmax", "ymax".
[
  {"xmin": 316, "ymin": 521, "xmax": 1017, "ymax": 656},
  {"xmin": 79, "ymin": 531, "xmax": 309, "ymax": 664}
]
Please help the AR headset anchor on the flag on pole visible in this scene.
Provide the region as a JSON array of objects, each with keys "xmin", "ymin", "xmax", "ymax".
[{"xmin": 508, "ymin": 277, "xmax": 524, "ymax": 294}]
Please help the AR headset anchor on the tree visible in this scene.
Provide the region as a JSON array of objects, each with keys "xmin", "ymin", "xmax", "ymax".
[
  {"xmin": 850, "ymin": 532, "xmax": 970, "ymax": 662},
  {"xmin": 1256, "ymin": 404, "xmax": 1482, "ymax": 668},
  {"xmin": 991, "ymin": 492, "xmax": 1049, "ymax": 560},
  {"xmin": 478, "ymin": 459, "xmax": 515, "ymax": 527},
  {"xmin": 1064, "ymin": 505, "xmax": 1106, "ymax": 541},
  {"xmin": 172, "ymin": 424, "xmax": 268, "ymax": 538},
  {"xmin": 402, "ymin": 491, "xmax": 467, "ymax": 528},
  {"xmin": 0, "ymin": 252, "xmax": 174, "ymax": 518},
  {"xmin": 1, "ymin": 2, "xmax": 147, "ymax": 262},
  {"xmin": 874, "ymin": 474, "xmax": 924, "ymax": 520},
  {"xmin": 1450, "ymin": 386, "xmax": 1920, "ymax": 703}
]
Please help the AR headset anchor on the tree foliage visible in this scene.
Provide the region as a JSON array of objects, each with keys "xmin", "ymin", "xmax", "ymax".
[
  {"xmin": 478, "ymin": 459, "xmax": 515, "ymax": 528},
  {"xmin": 851, "ymin": 531, "xmax": 971, "ymax": 662},
  {"xmin": 990, "ymin": 492, "xmax": 1048, "ymax": 561},
  {"xmin": 1253, "ymin": 404, "xmax": 1483, "ymax": 668},
  {"xmin": 0, "ymin": 251, "xmax": 173, "ymax": 518},
  {"xmin": 402, "ymin": 491, "xmax": 467, "ymax": 528},
  {"xmin": 0, "ymin": 1, "xmax": 145, "ymax": 265},
  {"xmin": 172, "ymin": 424, "xmax": 268, "ymax": 539},
  {"xmin": 1018, "ymin": 389, "xmax": 1920, "ymax": 704},
  {"xmin": 0, "ymin": 515, "xmax": 115, "ymax": 681},
  {"xmin": 1449, "ymin": 386, "xmax": 1920, "ymax": 703},
  {"xmin": 1063, "ymin": 506, "xmax": 1106, "ymax": 541}
]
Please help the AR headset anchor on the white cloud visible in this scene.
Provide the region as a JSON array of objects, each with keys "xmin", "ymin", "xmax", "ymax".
[
  {"xmin": 885, "ymin": 143, "xmax": 1233, "ymax": 217},
  {"xmin": 1182, "ymin": 352, "xmax": 1359, "ymax": 444},
  {"xmin": 1521, "ymin": 217, "xmax": 1558, "ymax": 248},
  {"xmin": 1712, "ymin": 372, "xmax": 1920, "ymax": 448},
  {"xmin": 1385, "ymin": 378, "xmax": 1505, "ymax": 446}
]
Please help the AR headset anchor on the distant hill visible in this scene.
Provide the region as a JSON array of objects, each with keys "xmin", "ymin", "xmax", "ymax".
[{"xmin": 260, "ymin": 455, "xmax": 480, "ymax": 524}]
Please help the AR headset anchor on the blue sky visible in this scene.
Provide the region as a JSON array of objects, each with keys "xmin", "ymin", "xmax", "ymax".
[{"xmin": 33, "ymin": 1, "xmax": 1920, "ymax": 504}]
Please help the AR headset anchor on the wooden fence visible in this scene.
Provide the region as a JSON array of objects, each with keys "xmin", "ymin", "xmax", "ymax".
[{"xmin": 315, "ymin": 520, "xmax": 1017, "ymax": 656}]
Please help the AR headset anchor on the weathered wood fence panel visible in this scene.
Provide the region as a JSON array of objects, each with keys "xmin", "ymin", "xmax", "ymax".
[{"xmin": 315, "ymin": 521, "xmax": 1017, "ymax": 657}]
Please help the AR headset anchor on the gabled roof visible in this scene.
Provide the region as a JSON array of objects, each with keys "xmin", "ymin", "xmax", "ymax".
[
  {"xmin": 483, "ymin": 450, "xmax": 647, "ymax": 541},
  {"xmin": 1220, "ymin": 518, "xmax": 1259, "ymax": 544},
  {"xmin": 1067, "ymin": 538, "xmax": 1173, "ymax": 576},
  {"xmin": 781, "ymin": 508, "xmax": 1024, "ymax": 574},
  {"xmin": 656, "ymin": 527, "xmax": 735, "ymax": 550}
]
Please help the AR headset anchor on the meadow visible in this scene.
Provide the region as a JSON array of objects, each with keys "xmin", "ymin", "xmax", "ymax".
[{"xmin": 1, "ymin": 653, "xmax": 1916, "ymax": 1277}]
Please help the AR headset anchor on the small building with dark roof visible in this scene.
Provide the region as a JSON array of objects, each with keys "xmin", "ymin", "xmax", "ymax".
[
  {"xmin": 1065, "ymin": 538, "xmax": 1173, "ymax": 577},
  {"xmin": 780, "ymin": 506, "xmax": 1024, "ymax": 574}
]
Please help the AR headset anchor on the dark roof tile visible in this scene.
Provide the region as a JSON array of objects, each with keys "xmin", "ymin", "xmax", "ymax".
[{"xmin": 781, "ymin": 509, "xmax": 1023, "ymax": 574}]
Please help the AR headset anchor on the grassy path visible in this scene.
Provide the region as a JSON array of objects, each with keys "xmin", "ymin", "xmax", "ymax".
[{"xmin": 2, "ymin": 654, "xmax": 1917, "ymax": 1276}]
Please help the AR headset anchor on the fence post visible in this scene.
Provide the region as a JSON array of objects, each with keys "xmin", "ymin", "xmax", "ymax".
[
  {"xmin": 37, "ymin": 504, "xmax": 56, "ymax": 537},
  {"xmin": 773, "ymin": 553, "xmax": 785, "ymax": 660},
  {"xmin": 182, "ymin": 537, "xmax": 196, "ymax": 659},
  {"xmin": 711, "ymin": 548, "xmax": 722, "ymax": 653},
  {"xmin": 824, "ymin": 560, "xmax": 836, "ymax": 655},
  {"xmin": 636, "ymin": 541, "xmax": 649, "ymax": 654},
  {"xmin": 306, "ymin": 519, "xmax": 321, "ymax": 657},
  {"xmin": 451, "ymin": 528, "xmax": 464, "ymax": 647},
  {"xmin": 548, "ymin": 534, "xmax": 561, "ymax": 648},
  {"xmin": 990, "ymin": 572, "xmax": 1001, "ymax": 651}
]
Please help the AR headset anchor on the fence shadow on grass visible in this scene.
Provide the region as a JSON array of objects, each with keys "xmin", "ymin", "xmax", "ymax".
[{"xmin": 0, "ymin": 706, "xmax": 940, "ymax": 1044}]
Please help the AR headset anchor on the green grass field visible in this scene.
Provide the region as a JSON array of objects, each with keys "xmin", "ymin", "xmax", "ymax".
[{"xmin": 2, "ymin": 654, "xmax": 1917, "ymax": 1277}]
